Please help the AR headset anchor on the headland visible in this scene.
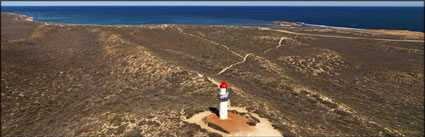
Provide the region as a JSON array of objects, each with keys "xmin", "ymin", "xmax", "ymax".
[{"xmin": 1, "ymin": 12, "xmax": 424, "ymax": 137}]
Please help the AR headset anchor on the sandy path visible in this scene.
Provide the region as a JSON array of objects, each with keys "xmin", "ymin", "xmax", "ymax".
[
  {"xmin": 263, "ymin": 36, "xmax": 287, "ymax": 54},
  {"xmin": 176, "ymin": 27, "xmax": 244, "ymax": 59},
  {"xmin": 368, "ymin": 29, "xmax": 424, "ymax": 37},
  {"xmin": 217, "ymin": 54, "xmax": 252, "ymax": 75},
  {"xmin": 260, "ymin": 27, "xmax": 424, "ymax": 43}
]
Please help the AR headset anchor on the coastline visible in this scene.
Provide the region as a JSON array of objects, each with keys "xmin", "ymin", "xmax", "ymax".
[
  {"xmin": 2, "ymin": 12, "xmax": 424, "ymax": 35},
  {"xmin": 1, "ymin": 11, "xmax": 424, "ymax": 137},
  {"xmin": 2, "ymin": 12, "xmax": 33, "ymax": 21}
]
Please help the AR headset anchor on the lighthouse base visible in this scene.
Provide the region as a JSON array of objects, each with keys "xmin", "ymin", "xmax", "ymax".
[
  {"xmin": 185, "ymin": 107, "xmax": 282, "ymax": 136},
  {"xmin": 206, "ymin": 112, "xmax": 252, "ymax": 134}
]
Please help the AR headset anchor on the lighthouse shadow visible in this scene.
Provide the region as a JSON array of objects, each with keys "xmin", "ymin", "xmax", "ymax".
[{"xmin": 208, "ymin": 107, "xmax": 219, "ymax": 116}]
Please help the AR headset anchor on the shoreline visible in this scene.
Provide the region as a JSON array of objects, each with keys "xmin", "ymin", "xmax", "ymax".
[
  {"xmin": 2, "ymin": 12, "xmax": 424, "ymax": 34},
  {"xmin": 2, "ymin": 10, "xmax": 424, "ymax": 137}
]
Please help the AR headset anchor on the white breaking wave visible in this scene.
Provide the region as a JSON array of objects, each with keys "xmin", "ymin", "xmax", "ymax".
[{"xmin": 299, "ymin": 22, "xmax": 367, "ymax": 30}]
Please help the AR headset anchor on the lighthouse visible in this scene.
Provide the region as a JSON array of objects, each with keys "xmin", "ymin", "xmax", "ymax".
[{"xmin": 219, "ymin": 81, "xmax": 229, "ymax": 119}]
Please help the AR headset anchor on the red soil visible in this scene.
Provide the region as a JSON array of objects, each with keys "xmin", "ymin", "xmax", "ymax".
[{"xmin": 206, "ymin": 112, "xmax": 253, "ymax": 134}]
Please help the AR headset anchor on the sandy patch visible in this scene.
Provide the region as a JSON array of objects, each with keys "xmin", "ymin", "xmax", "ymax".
[
  {"xmin": 272, "ymin": 21, "xmax": 302, "ymax": 27},
  {"xmin": 185, "ymin": 111, "xmax": 225, "ymax": 135},
  {"xmin": 184, "ymin": 107, "xmax": 282, "ymax": 136},
  {"xmin": 25, "ymin": 17, "xmax": 33, "ymax": 22},
  {"xmin": 368, "ymin": 29, "xmax": 424, "ymax": 37},
  {"xmin": 206, "ymin": 112, "xmax": 253, "ymax": 133}
]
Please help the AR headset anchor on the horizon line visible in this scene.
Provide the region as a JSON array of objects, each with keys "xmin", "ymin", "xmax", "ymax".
[
  {"xmin": 1, "ymin": 1, "xmax": 424, "ymax": 7},
  {"xmin": 2, "ymin": 5, "xmax": 425, "ymax": 7}
]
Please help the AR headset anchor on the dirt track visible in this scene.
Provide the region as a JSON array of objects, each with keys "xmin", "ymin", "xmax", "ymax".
[
  {"xmin": 1, "ymin": 12, "xmax": 424, "ymax": 137},
  {"xmin": 260, "ymin": 27, "xmax": 425, "ymax": 43}
]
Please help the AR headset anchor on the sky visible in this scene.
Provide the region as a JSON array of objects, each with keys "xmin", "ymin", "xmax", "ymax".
[{"xmin": 1, "ymin": 1, "xmax": 424, "ymax": 7}]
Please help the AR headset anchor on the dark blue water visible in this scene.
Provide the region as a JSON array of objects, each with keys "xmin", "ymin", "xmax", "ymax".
[{"xmin": 2, "ymin": 6, "xmax": 424, "ymax": 32}]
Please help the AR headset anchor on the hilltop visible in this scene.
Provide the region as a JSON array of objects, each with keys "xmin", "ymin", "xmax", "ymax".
[{"xmin": 1, "ymin": 12, "xmax": 424, "ymax": 136}]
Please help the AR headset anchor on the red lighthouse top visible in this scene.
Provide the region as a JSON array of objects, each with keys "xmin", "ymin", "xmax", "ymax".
[{"xmin": 220, "ymin": 81, "xmax": 228, "ymax": 88}]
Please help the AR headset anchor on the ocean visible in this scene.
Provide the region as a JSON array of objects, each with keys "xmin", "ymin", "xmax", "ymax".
[{"xmin": 1, "ymin": 6, "xmax": 424, "ymax": 32}]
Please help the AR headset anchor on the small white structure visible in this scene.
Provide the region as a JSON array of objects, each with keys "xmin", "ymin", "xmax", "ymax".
[{"xmin": 219, "ymin": 81, "xmax": 229, "ymax": 120}]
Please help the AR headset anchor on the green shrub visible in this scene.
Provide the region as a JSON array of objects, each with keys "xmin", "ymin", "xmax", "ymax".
[
  {"xmin": 124, "ymin": 128, "xmax": 141, "ymax": 137},
  {"xmin": 184, "ymin": 108, "xmax": 203, "ymax": 119},
  {"xmin": 110, "ymin": 115, "xmax": 123, "ymax": 126}
]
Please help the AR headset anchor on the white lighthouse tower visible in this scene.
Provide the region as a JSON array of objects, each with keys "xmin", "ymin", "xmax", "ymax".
[{"xmin": 219, "ymin": 81, "xmax": 229, "ymax": 119}]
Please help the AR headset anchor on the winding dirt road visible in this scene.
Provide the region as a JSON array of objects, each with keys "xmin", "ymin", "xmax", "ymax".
[
  {"xmin": 217, "ymin": 53, "xmax": 252, "ymax": 75},
  {"xmin": 263, "ymin": 36, "xmax": 288, "ymax": 54},
  {"xmin": 260, "ymin": 27, "xmax": 424, "ymax": 43}
]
